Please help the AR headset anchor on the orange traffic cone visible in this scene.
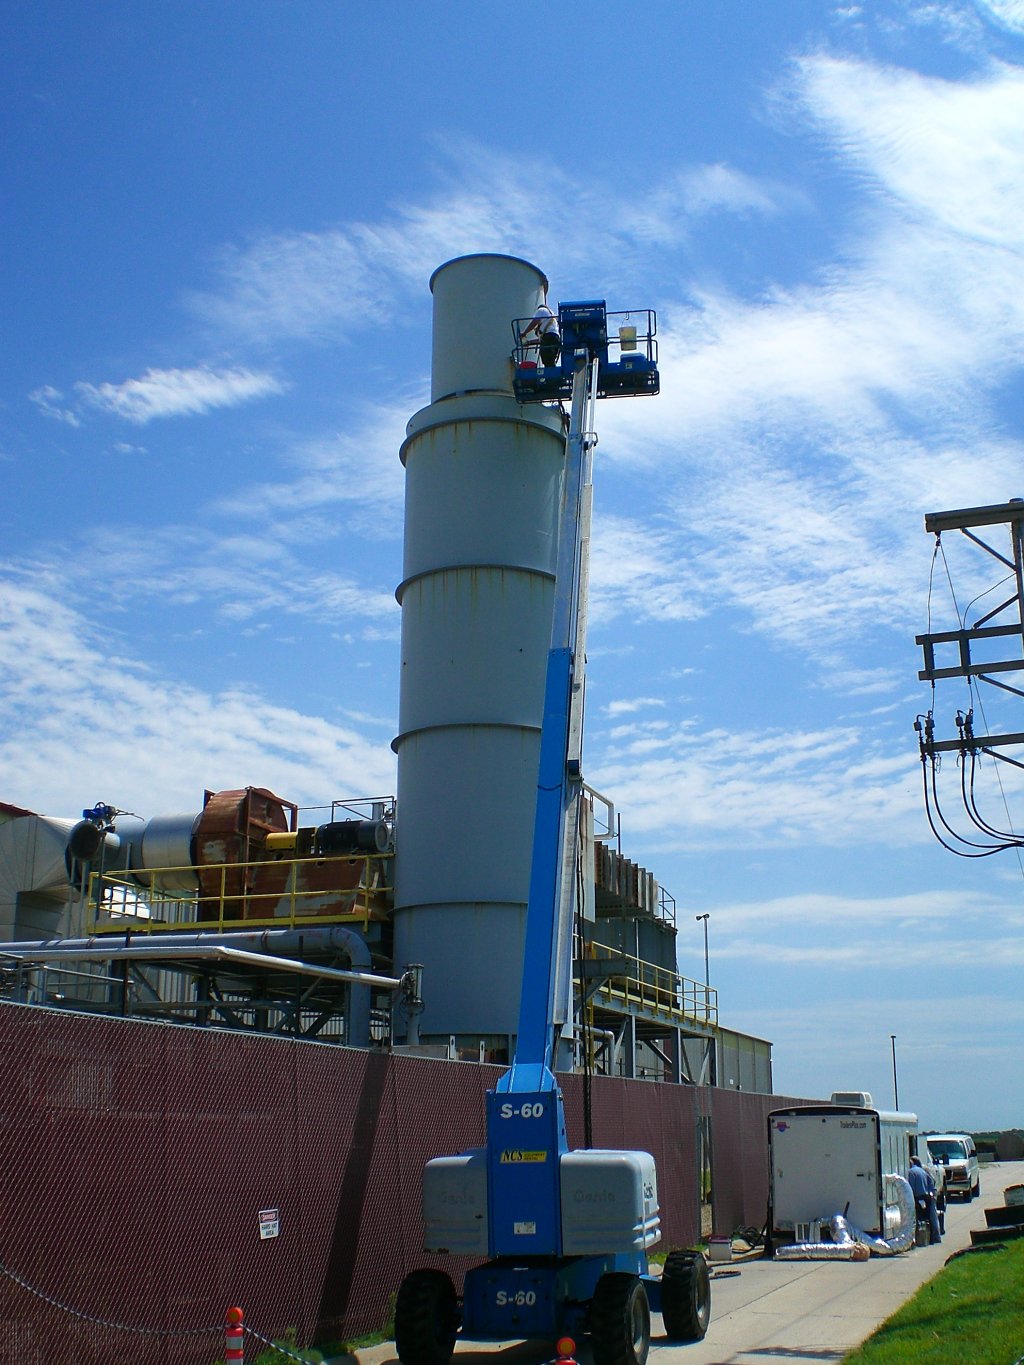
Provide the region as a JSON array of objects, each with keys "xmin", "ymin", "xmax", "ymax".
[{"xmin": 225, "ymin": 1306, "xmax": 244, "ymax": 1364}]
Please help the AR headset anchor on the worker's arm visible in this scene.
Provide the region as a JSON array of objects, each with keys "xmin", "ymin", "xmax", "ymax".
[{"xmin": 522, "ymin": 306, "xmax": 552, "ymax": 338}]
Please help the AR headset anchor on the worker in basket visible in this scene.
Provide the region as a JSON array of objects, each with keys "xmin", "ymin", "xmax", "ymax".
[{"xmin": 522, "ymin": 295, "xmax": 561, "ymax": 369}]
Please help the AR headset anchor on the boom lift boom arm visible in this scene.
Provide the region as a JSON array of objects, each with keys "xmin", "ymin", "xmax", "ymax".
[{"xmin": 500, "ymin": 347, "xmax": 597, "ymax": 1095}]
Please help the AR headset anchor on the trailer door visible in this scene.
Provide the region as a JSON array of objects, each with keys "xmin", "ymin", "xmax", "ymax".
[{"xmin": 771, "ymin": 1111, "xmax": 882, "ymax": 1235}]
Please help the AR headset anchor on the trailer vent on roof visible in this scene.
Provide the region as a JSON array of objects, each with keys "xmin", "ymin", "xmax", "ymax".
[{"xmin": 831, "ymin": 1091, "xmax": 873, "ymax": 1107}]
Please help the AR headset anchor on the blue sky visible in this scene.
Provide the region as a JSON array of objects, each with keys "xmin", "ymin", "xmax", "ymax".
[{"xmin": 4, "ymin": 1, "xmax": 1024, "ymax": 1130}]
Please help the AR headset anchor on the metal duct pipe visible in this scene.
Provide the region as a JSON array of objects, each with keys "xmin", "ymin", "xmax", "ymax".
[
  {"xmin": 66, "ymin": 820, "xmax": 114, "ymax": 863},
  {"xmin": 0, "ymin": 815, "xmax": 78, "ymax": 940},
  {"xmin": 878, "ymin": 1175, "xmax": 917, "ymax": 1255},
  {"xmin": 2, "ymin": 943, "xmax": 404, "ymax": 990},
  {"xmin": 0, "ymin": 923, "xmax": 384, "ymax": 1043},
  {"xmin": 774, "ymin": 1215, "xmax": 866, "ymax": 1261},
  {"xmin": 66, "ymin": 814, "xmax": 148, "ymax": 899},
  {"xmin": 774, "ymin": 1177, "xmax": 916, "ymax": 1260},
  {"xmin": 135, "ymin": 813, "xmax": 201, "ymax": 893},
  {"xmin": 0, "ymin": 924, "xmax": 374, "ymax": 959},
  {"xmin": 66, "ymin": 812, "xmax": 197, "ymax": 896}
]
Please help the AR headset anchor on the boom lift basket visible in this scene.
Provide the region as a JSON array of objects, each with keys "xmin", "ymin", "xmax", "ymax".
[{"xmin": 512, "ymin": 303, "xmax": 659, "ymax": 402}]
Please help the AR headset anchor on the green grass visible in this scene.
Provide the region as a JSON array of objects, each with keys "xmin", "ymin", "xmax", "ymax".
[{"xmin": 844, "ymin": 1240, "xmax": 1024, "ymax": 1365}]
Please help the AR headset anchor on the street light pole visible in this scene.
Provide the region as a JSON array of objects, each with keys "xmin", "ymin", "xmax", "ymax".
[
  {"xmin": 890, "ymin": 1033, "xmax": 899, "ymax": 1111},
  {"xmin": 695, "ymin": 913, "xmax": 710, "ymax": 993},
  {"xmin": 694, "ymin": 913, "xmax": 714, "ymax": 1084}
]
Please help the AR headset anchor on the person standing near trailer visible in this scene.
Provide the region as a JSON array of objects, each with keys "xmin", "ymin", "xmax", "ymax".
[{"xmin": 909, "ymin": 1156, "xmax": 941, "ymax": 1244}]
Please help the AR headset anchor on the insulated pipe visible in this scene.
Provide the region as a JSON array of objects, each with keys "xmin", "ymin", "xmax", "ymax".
[
  {"xmin": 0, "ymin": 924, "xmax": 375, "ymax": 960},
  {"xmin": 65, "ymin": 813, "xmax": 196, "ymax": 896},
  {"xmin": 0, "ymin": 924, "xmax": 383, "ymax": 1044},
  {"xmin": 3, "ymin": 943, "xmax": 404, "ymax": 990},
  {"xmin": 392, "ymin": 254, "xmax": 566, "ymax": 1042}
]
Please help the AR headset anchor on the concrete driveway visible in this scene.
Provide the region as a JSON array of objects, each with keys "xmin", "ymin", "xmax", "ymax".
[{"xmin": 353, "ymin": 1160, "xmax": 1024, "ymax": 1365}]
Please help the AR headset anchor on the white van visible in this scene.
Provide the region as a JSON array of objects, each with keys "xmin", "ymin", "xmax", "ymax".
[{"xmin": 925, "ymin": 1133, "xmax": 980, "ymax": 1201}]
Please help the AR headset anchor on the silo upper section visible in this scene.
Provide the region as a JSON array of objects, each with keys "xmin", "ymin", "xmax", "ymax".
[{"xmin": 429, "ymin": 254, "xmax": 548, "ymax": 401}]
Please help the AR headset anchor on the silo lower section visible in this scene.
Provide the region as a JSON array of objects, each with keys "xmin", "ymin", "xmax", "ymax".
[{"xmin": 392, "ymin": 254, "xmax": 565, "ymax": 1049}]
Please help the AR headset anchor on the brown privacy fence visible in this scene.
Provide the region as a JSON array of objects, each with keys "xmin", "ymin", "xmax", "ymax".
[{"xmin": 0, "ymin": 1002, "xmax": 802, "ymax": 1363}]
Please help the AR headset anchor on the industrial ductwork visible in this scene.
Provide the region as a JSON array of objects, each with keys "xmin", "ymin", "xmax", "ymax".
[
  {"xmin": 774, "ymin": 1176, "xmax": 916, "ymax": 1259},
  {"xmin": 0, "ymin": 811, "xmax": 78, "ymax": 939}
]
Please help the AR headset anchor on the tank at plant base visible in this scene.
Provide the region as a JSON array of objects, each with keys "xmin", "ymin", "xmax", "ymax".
[{"xmin": 392, "ymin": 254, "xmax": 565, "ymax": 1053}]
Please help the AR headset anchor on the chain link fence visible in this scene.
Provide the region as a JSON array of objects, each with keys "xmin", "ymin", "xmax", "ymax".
[{"xmin": 0, "ymin": 1000, "xmax": 797, "ymax": 1362}]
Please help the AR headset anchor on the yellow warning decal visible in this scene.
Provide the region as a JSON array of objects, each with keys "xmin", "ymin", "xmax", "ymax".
[{"xmin": 499, "ymin": 1150, "xmax": 548, "ymax": 1164}]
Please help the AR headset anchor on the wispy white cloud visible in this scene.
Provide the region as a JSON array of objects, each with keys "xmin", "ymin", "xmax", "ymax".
[
  {"xmin": 900, "ymin": 2, "xmax": 989, "ymax": 49},
  {"xmin": 583, "ymin": 53, "xmax": 1024, "ymax": 665},
  {"xmin": 187, "ymin": 142, "xmax": 800, "ymax": 345},
  {"xmin": 630, "ymin": 164, "xmax": 805, "ymax": 247},
  {"xmin": 187, "ymin": 146, "xmax": 577, "ymax": 343},
  {"xmin": 590, "ymin": 720, "xmax": 923, "ymax": 851},
  {"xmin": 0, "ymin": 580, "xmax": 396, "ymax": 817},
  {"xmin": 75, "ymin": 365, "xmax": 285, "ymax": 424},
  {"xmin": 212, "ymin": 396, "xmax": 412, "ymax": 540},
  {"xmin": 721, "ymin": 932, "xmax": 1024, "ymax": 968},
  {"xmin": 8, "ymin": 387, "xmax": 406, "ymax": 661},
  {"xmin": 604, "ymin": 697, "xmax": 668, "ymax": 717},
  {"xmin": 707, "ymin": 886, "xmax": 1011, "ymax": 930},
  {"xmin": 589, "ymin": 515, "xmax": 707, "ymax": 627},
  {"xmin": 29, "ymin": 385, "xmax": 80, "ymax": 427},
  {"xmin": 975, "ymin": 0, "xmax": 1024, "ymax": 35},
  {"xmin": 797, "ymin": 55, "xmax": 1024, "ymax": 249},
  {"xmin": 19, "ymin": 523, "xmax": 399, "ymax": 629}
]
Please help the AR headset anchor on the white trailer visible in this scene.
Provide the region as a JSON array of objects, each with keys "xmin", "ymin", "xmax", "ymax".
[{"xmin": 768, "ymin": 1098, "xmax": 920, "ymax": 1245}]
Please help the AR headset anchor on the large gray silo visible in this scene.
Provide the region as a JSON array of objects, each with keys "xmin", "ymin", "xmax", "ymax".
[{"xmin": 392, "ymin": 254, "xmax": 565, "ymax": 1054}]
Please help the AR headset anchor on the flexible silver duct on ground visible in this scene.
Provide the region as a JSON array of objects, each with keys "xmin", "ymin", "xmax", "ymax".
[
  {"xmin": 774, "ymin": 1215, "xmax": 865, "ymax": 1261},
  {"xmin": 775, "ymin": 1214, "xmax": 864, "ymax": 1261},
  {"xmin": 775, "ymin": 1175, "xmax": 916, "ymax": 1260}
]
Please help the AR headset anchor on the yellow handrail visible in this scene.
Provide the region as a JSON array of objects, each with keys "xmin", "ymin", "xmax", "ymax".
[
  {"xmin": 586, "ymin": 940, "xmax": 718, "ymax": 1027},
  {"xmin": 86, "ymin": 854, "xmax": 392, "ymax": 935}
]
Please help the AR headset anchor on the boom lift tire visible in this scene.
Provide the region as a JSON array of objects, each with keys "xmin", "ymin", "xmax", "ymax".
[
  {"xmin": 660, "ymin": 1249, "xmax": 711, "ymax": 1341},
  {"xmin": 589, "ymin": 1272, "xmax": 651, "ymax": 1365},
  {"xmin": 394, "ymin": 1268, "xmax": 458, "ymax": 1365}
]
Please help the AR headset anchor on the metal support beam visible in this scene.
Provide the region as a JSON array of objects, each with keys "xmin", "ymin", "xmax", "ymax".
[{"xmin": 924, "ymin": 500, "xmax": 1024, "ymax": 534}]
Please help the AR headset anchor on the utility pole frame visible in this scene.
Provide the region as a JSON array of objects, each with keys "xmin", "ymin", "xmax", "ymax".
[{"xmin": 917, "ymin": 499, "xmax": 1024, "ymax": 757}]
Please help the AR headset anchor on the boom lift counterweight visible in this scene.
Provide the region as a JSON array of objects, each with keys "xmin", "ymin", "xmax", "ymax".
[{"xmin": 395, "ymin": 300, "xmax": 709, "ymax": 1365}]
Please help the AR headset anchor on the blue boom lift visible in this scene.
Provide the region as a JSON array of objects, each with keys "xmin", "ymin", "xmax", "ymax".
[{"xmin": 394, "ymin": 301, "xmax": 710, "ymax": 1365}]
